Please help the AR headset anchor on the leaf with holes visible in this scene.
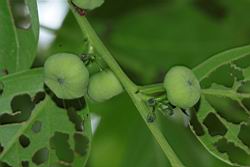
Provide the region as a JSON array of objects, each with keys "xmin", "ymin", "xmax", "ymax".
[
  {"xmin": 0, "ymin": 0, "xmax": 39, "ymax": 77},
  {"xmin": 189, "ymin": 45, "xmax": 250, "ymax": 166},
  {"xmin": 0, "ymin": 69, "xmax": 92, "ymax": 167}
]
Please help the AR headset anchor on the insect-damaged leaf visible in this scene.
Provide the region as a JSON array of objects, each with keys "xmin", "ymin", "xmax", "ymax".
[
  {"xmin": 0, "ymin": 69, "xmax": 92, "ymax": 167},
  {"xmin": 0, "ymin": 0, "xmax": 39, "ymax": 76},
  {"xmin": 189, "ymin": 45, "xmax": 250, "ymax": 166}
]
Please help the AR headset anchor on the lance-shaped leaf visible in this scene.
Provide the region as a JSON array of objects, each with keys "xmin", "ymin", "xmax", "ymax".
[
  {"xmin": 0, "ymin": 0, "xmax": 39, "ymax": 76},
  {"xmin": 190, "ymin": 45, "xmax": 250, "ymax": 166}
]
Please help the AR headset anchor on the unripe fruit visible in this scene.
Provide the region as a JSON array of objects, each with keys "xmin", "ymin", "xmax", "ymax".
[
  {"xmin": 88, "ymin": 70, "xmax": 123, "ymax": 102},
  {"xmin": 73, "ymin": 0, "xmax": 104, "ymax": 10},
  {"xmin": 164, "ymin": 66, "xmax": 200, "ymax": 109},
  {"xmin": 44, "ymin": 53, "xmax": 89, "ymax": 99}
]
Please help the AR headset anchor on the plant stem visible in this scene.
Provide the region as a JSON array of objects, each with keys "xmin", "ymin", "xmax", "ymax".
[
  {"xmin": 138, "ymin": 83, "xmax": 165, "ymax": 95},
  {"xmin": 69, "ymin": 3, "xmax": 185, "ymax": 167}
]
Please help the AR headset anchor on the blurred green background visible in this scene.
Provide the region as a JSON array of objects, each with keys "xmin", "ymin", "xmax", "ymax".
[{"xmin": 36, "ymin": 0, "xmax": 250, "ymax": 166}]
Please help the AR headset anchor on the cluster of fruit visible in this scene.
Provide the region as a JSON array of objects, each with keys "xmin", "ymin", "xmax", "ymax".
[
  {"xmin": 44, "ymin": 53, "xmax": 123, "ymax": 102},
  {"xmin": 44, "ymin": 53, "xmax": 200, "ymax": 108}
]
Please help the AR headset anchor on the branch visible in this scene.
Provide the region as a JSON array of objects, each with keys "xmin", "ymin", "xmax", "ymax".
[{"xmin": 68, "ymin": 2, "xmax": 185, "ymax": 167}]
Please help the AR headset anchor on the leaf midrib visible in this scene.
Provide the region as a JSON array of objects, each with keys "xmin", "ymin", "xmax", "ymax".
[{"xmin": 6, "ymin": 0, "xmax": 20, "ymax": 72}]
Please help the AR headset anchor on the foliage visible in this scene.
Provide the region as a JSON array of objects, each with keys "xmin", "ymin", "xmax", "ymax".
[
  {"xmin": 0, "ymin": 0, "xmax": 39, "ymax": 76},
  {"xmin": 1, "ymin": 0, "xmax": 250, "ymax": 167},
  {"xmin": 0, "ymin": 1, "xmax": 91, "ymax": 166},
  {"xmin": 191, "ymin": 46, "xmax": 250, "ymax": 166}
]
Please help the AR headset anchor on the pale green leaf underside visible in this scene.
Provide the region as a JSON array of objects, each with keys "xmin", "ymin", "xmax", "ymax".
[
  {"xmin": 0, "ymin": 0, "xmax": 39, "ymax": 76},
  {"xmin": 0, "ymin": 69, "xmax": 91, "ymax": 167},
  {"xmin": 190, "ymin": 45, "xmax": 250, "ymax": 166}
]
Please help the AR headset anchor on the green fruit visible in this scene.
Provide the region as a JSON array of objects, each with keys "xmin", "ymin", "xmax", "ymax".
[
  {"xmin": 73, "ymin": 0, "xmax": 104, "ymax": 10},
  {"xmin": 164, "ymin": 66, "xmax": 200, "ymax": 109},
  {"xmin": 44, "ymin": 53, "xmax": 89, "ymax": 99},
  {"xmin": 88, "ymin": 70, "xmax": 123, "ymax": 102}
]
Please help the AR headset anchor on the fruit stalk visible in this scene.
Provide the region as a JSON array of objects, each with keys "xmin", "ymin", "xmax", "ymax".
[{"xmin": 68, "ymin": 2, "xmax": 185, "ymax": 167}]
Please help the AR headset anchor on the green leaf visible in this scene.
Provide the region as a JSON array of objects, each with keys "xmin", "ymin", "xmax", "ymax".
[
  {"xmin": 73, "ymin": 0, "xmax": 104, "ymax": 10},
  {"xmin": 190, "ymin": 45, "xmax": 250, "ymax": 166},
  {"xmin": 0, "ymin": 69, "xmax": 91, "ymax": 166},
  {"xmin": 0, "ymin": 69, "xmax": 44, "ymax": 114},
  {"xmin": 107, "ymin": 0, "xmax": 250, "ymax": 84},
  {"xmin": 0, "ymin": 0, "xmax": 39, "ymax": 76},
  {"xmin": 88, "ymin": 94, "xmax": 171, "ymax": 167}
]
